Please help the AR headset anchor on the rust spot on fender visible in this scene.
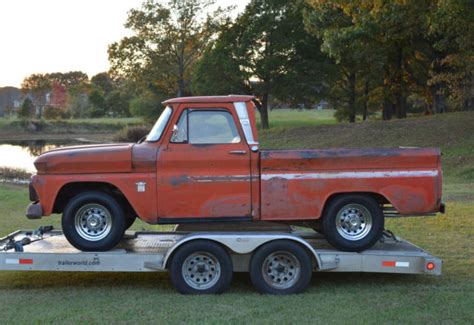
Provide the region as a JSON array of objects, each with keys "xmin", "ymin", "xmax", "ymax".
[{"xmin": 170, "ymin": 175, "xmax": 190, "ymax": 186}]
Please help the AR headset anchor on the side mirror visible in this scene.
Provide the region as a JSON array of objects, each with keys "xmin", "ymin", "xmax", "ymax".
[{"xmin": 170, "ymin": 124, "xmax": 179, "ymax": 142}]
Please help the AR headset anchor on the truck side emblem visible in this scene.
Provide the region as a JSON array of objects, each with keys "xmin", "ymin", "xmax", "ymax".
[{"xmin": 136, "ymin": 182, "xmax": 146, "ymax": 193}]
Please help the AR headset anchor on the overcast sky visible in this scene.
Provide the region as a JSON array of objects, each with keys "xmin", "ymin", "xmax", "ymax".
[{"xmin": 0, "ymin": 0, "xmax": 248, "ymax": 88}]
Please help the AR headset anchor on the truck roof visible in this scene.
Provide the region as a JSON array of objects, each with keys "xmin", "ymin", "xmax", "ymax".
[{"xmin": 162, "ymin": 95, "xmax": 255, "ymax": 105}]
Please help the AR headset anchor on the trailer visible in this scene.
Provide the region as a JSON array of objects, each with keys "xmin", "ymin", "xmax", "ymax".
[{"xmin": 0, "ymin": 224, "xmax": 441, "ymax": 294}]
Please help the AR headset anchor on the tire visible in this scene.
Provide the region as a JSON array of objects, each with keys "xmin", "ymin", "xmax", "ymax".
[
  {"xmin": 125, "ymin": 215, "xmax": 136, "ymax": 230},
  {"xmin": 62, "ymin": 191, "xmax": 126, "ymax": 251},
  {"xmin": 322, "ymin": 194, "xmax": 384, "ymax": 252},
  {"xmin": 250, "ymin": 240, "xmax": 312, "ymax": 295},
  {"xmin": 169, "ymin": 240, "xmax": 233, "ymax": 294}
]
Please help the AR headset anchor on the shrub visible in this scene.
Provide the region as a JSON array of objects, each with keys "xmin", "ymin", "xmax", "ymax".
[
  {"xmin": 17, "ymin": 98, "xmax": 35, "ymax": 119},
  {"xmin": 113, "ymin": 125, "xmax": 150, "ymax": 142},
  {"xmin": 43, "ymin": 106, "xmax": 70, "ymax": 120},
  {"xmin": 129, "ymin": 93, "xmax": 164, "ymax": 123},
  {"xmin": 0, "ymin": 167, "xmax": 32, "ymax": 182}
]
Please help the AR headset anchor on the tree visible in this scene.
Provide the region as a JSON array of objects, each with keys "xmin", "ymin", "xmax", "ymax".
[
  {"xmin": 305, "ymin": 0, "xmax": 444, "ymax": 121},
  {"xmin": 91, "ymin": 72, "xmax": 115, "ymax": 94},
  {"xmin": 304, "ymin": 1, "xmax": 376, "ymax": 122},
  {"xmin": 194, "ymin": 0, "xmax": 329, "ymax": 128},
  {"xmin": 237, "ymin": 0, "xmax": 330, "ymax": 128},
  {"xmin": 108, "ymin": 0, "xmax": 230, "ymax": 97},
  {"xmin": 88, "ymin": 88, "xmax": 106, "ymax": 117},
  {"xmin": 428, "ymin": 0, "xmax": 474, "ymax": 112},
  {"xmin": 192, "ymin": 24, "xmax": 249, "ymax": 96},
  {"xmin": 48, "ymin": 71, "xmax": 88, "ymax": 89},
  {"xmin": 129, "ymin": 91, "xmax": 164, "ymax": 122},
  {"xmin": 21, "ymin": 74, "xmax": 51, "ymax": 118},
  {"xmin": 17, "ymin": 97, "xmax": 35, "ymax": 119}
]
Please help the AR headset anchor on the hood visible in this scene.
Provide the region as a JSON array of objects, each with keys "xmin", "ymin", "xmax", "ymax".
[{"xmin": 34, "ymin": 143, "xmax": 133, "ymax": 174}]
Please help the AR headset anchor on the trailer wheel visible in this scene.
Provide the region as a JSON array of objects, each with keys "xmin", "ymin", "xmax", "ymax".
[
  {"xmin": 250, "ymin": 240, "xmax": 312, "ymax": 295},
  {"xmin": 322, "ymin": 194, "xmax": 384, "ymax": 252},
  {"xmin": 62, "ymin": 191, "xmax": 126, "ymax": 252},
  {"xmin": 169, "ymin": 240, "xmax": 233, "ymax": 294}
]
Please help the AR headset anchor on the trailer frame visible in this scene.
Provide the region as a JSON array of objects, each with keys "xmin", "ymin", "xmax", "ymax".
[{"xmin": 0, "ymin": 226, "xmax": 442, "ymax": 293}]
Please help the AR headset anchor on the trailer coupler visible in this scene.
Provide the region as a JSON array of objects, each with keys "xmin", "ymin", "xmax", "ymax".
[{"xmin": 1, "ymin": 225, "xmax": 54, "ymax": 252}]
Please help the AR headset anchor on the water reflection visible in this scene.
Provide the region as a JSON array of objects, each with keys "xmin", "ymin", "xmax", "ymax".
[{"xmin": 0, "ymin": 140, "xmax": 79, "ymax": 172}]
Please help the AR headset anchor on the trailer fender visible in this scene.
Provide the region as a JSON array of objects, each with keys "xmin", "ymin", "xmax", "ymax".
[{"xmin": 162, "ymin": 232, "xmax": 323, "ymax": 270}]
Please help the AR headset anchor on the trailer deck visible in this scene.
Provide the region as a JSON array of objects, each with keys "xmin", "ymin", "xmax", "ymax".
[{"xmin": 0, "ymin": 227, "xmax": 441, "ymax": 276}]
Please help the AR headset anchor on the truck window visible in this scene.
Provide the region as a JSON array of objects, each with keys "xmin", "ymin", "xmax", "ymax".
[
  {"xmin": 189, "ymin": 111, "xmax": 240, "ymax": 144},
  {"xmin": 172, "ymin": 110, "xmax": 241, "ymax": 144},
  {"xmin": 146, "ymin": 106, "xmax": 172, "ymax": 142},
  {"xmin": 171, "ymin": 110, "xmax": 188, "ymax": 143}
]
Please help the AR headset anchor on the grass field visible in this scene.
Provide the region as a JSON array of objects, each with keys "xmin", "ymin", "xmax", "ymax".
[{"xmin": 0, "ymin": 110, "xmax": 473, "ymax": 323}]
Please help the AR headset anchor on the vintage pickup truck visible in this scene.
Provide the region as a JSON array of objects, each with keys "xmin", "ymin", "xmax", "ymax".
[{"xmin": 26, "ymin": 95, "xmax": 444, "ymax": 252}]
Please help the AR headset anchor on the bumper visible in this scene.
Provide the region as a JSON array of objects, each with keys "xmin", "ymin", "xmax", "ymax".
[{"xmin": 26, "ymin": 202, "xmax": 43, "ymax": 219}]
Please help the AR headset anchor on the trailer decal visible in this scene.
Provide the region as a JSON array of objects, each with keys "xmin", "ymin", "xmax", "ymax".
[
  {"xmin": 5, "ymin": 258, "xmax": 33, "ymax": 265},
  {"xmin": 382, "ymin": 261, "xmax": 410, "ymax": 268}
]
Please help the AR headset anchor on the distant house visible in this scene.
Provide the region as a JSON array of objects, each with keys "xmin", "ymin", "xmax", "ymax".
[{"xmin": 0, "ymin": 86, "xmax": 22, "ymax": 117}]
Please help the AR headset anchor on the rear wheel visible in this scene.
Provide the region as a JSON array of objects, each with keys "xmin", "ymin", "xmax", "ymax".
[
  {"xmin": 62, "ymin": 191, "xmax": 126, "ymax": 251},
  {"xmin": 249, "ymin": 240, "xmax": 312, "ymax": 295},
  {"xmin": 322, "ymin": 195, "xmax": 384, "ymax": 252},
  {"xmin": 169, "ymin": 240, "xmax": 233, "ymax": 294}
]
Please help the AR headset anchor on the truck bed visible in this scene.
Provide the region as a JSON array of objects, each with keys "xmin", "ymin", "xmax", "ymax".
[{"xmin": 260, "ymin": 147, "xmax": 442, "ymax": 220}]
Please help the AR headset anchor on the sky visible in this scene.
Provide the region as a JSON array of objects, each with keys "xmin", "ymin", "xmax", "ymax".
[{"xmin": 0, "ymin": 0, "xmax": 248, "ymax": 88}]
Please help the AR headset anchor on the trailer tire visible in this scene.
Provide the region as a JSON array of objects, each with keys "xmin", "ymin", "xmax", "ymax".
[
  {"xmin": 250, "ymin": 240, "xmax": 312, "ymax": 295},
  {"xmin": 322, "ymin": 194, "xmax": 384, "ymax": 252},
  {"xmin": 62, "ymin": 191, "xmax": 126, "ymax": 252},
  {"xmin": 169, "ymin": 240, "xmax": 233, "ymax": 294}
]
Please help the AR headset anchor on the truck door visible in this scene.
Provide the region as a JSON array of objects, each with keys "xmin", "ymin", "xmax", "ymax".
[{"xmin": 156, "ymin": 105, "xmax": 252, "ymax": 221}]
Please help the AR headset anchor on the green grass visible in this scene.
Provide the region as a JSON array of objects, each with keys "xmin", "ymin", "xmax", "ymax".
[
  {"xmin": 0, "ymin": 184, "xmax": 472, "ymax": 323},
  {"xmin": 256, "ymin": 108, "xmax": 337, "ymax": 129},
  {"xmin": 0, "ymin": 110, "xmax": 473, "ymax": 323}
]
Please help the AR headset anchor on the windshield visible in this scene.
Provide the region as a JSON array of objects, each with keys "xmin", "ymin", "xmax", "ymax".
[{"xmin": 145, "ymin": 106, "xmax": 172, "ymax": 142}]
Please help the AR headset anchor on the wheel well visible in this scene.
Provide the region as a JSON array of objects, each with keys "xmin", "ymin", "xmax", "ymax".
[
  {"xmin": 322, "ymin": 192, "xmax": 390, "ymax": 215},
  {"xmin": 164, "ymin": 239, "xmax": 230, "ymax": 269},
  {"xmin": 164, "ymin": 237, "xmax": 321, "ymax": 270},
  {"xmin": 53, "ymin": 182, "xmax": 137, "ymax": 218},
  {"xmin": 252, "ymin": 238, "xmax": 320, "ymax": 269}
]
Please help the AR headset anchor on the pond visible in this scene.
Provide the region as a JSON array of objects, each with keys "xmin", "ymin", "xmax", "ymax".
[{"xmin": 0, "ymin": 140, "xmax": 86, "ymax": 173}]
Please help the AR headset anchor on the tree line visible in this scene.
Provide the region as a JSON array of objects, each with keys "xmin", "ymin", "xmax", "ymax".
[
  {"xmin": 18, "ymin": 71, "xmax": 132, "ymax": 119},
  {"xmin": 20, "ymin": 0, "xmax": 474, "ymax": 129}
]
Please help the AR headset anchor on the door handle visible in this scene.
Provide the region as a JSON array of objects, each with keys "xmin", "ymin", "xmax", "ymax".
[{"xmin": 228, "ymin": 150, "xmax": 247, "ymax": 155}]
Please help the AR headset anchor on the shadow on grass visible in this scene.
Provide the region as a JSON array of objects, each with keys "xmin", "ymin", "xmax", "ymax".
[{"xmin": 0, "ymin": 269, "xmax": 445, "ymax": 292}]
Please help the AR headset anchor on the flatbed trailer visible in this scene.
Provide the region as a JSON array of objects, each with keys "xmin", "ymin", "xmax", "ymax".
[{"xmin": 0, "ymin": 225, "xmax": 441, "ymax": 294}]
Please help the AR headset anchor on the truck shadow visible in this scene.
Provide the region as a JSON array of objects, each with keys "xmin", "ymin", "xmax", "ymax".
[{"xmin": 0, "ymin": 270, "xmax": 440, "ymax": 293}]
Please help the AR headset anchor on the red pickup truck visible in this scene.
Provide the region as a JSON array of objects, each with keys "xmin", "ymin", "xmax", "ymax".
[{"xmin": 27, "ymin": 95, "xmax": 444, "ymax": 252}]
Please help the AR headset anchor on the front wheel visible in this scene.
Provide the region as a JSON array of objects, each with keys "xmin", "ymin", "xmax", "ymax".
[
  {"xmin": 62, "ymin": 191, "xmax": 126, "ymax": 251},
  {"xmin": 322, "ymin": 195, "xmax": 384, "ymax": 252}
]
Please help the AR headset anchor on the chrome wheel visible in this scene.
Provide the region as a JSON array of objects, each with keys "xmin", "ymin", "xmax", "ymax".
[
  {"xmin": 182, "ymin": 252, "xmax": 221, "ymax": 290},
  {"xmin": 261, "ymin": 251, "xmax": 301, "ymax": 290},
  {"xmin": 335, "ymin": 203, "xmax": 372, "ymax": 241},
  {"xmin": 74, "ymin": 203, "xmax": 112, "ymax": 241}
]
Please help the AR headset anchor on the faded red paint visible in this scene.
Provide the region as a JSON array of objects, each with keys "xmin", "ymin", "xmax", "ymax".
[{"xmin": 29, "ymin": 95, "xmax": 443, "ymax": 225}]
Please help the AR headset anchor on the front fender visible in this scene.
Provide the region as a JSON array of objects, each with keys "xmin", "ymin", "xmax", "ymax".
[{"xmin": 31, "ymin": 173, "xmax": 158, "ymax": 223}]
